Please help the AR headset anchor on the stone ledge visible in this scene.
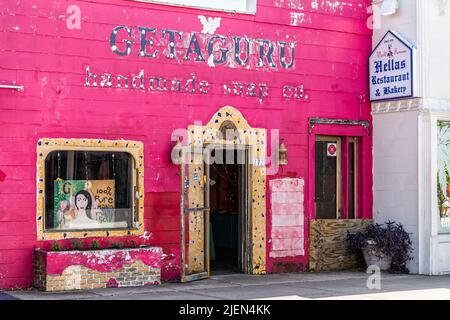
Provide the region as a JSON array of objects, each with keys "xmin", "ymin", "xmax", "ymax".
[{"xmin": 372, "ymin": 97, "xmax": 450, "ymax": 114}]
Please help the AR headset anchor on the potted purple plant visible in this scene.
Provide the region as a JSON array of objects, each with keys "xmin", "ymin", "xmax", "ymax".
[{"xmin": 346, "ymin": 221, "xmax": 412, "ymax": 273}]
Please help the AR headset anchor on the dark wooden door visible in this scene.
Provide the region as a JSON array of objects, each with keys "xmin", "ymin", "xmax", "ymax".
[{"xmin": 315, "ymin": 137, "xmax": 341, "ymax": 219}]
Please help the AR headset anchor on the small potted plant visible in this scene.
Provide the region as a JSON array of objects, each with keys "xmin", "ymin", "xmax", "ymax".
[{"xmin": 346, "ymin": 221, "xmax": 412, "ymax": 273}]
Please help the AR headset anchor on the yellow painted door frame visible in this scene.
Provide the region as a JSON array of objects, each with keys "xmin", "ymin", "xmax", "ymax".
[{"xmin": 180, "ymin": 106, "xmax": 267, "ymax": 282}]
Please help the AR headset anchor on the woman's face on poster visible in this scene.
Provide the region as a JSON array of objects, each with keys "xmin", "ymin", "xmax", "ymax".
[{"xmin": 76, "ymin": 194, "xmax": 89, "ymax": 210}]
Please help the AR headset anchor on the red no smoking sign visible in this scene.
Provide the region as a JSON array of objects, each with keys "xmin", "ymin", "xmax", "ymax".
[{"xmin": 327, "ymin": 143, "xmax": 337, "ymax": 157}]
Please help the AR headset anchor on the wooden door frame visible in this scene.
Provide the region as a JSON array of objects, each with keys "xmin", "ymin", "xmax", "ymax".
[
  {"xmin": 309, "ymin": 126, "xmax": 368, "ymax": 221},
  {"xmin": 347, "ymin": 137, "xmax": 359, "ymax": 219}
]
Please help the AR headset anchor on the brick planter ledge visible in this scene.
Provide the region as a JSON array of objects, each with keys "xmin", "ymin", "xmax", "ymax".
[{"xmin": 33, "ymin": 247, "xmax": 162, "ymax": 292}]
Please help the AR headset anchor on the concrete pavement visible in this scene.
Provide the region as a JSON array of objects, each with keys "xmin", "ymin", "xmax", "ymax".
[{"xmin": 3, "ymin": 271, "xmax": 450, "ymax": 300}]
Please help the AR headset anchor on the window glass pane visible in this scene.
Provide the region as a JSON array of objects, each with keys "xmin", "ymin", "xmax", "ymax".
[
  {"xmin": 315, "ymin": 140, "xmax": 337, "ymax": 219},
  {"xmin": 45, "ymin": 151, "xmax": 133, "ymax": 231},
  {"xmin": 348, "ymin": 141, "xmax": 356, "ymax": 219},
  {"xmin": 437, "ymin": 121, "xmax": 450, "ymax": 233}
]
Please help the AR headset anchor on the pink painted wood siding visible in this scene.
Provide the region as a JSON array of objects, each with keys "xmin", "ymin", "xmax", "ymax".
[
  {"xmin": 0, "ymin": 0, "xmax": 372, "ymax": 288},
  {"xmin": 270, "ymin": 178, "xmax": 305, "ymax": 259}
]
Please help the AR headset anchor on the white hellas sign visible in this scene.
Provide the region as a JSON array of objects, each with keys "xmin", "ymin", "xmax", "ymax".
[{"xmin": 369, "ymin": 31, "xmax": 416, "ymax": 102}]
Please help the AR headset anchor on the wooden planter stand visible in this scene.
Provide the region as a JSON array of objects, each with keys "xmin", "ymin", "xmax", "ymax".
[{"xmin": 33, "ymin": 247, "xmax": 162, "ymax": 292}]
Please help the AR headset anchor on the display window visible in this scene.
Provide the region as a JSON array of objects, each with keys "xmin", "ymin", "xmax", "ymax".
[
  {"xmin": 135, "ymin": 0, "xmax": 256, "ymax": 14},
  {"xmin": 36, "ymin": 139, "xmax": 144, "ymax": 240},
  {"xmin": 436, "ymin": 121, "xmax": 450, "ymax": 233}
]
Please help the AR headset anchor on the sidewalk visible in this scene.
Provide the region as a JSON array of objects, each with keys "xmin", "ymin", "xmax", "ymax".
[{"xmin": 3, "ymin": 271, "xmax": 450, "ymax": 300}]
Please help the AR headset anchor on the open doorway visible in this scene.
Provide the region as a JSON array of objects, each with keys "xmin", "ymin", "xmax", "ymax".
[
  {"xmin": 180, "ymin": 107, "xmax": 267, "ymax": 282},
  {"xmin": 208, "ymin": 148, "xmax": 248, "ymax": 274}
]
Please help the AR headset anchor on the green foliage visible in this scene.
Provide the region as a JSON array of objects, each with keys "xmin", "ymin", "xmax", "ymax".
[
  {"xmin": 90, "ymin": 240, "xmax": 100, "ymax": 250},
  {"xmin": 51, "ymin": 241, "xmax": 61, "ymax": 252},
  {"xmin": 445, "ymin": 163, "xmax": 450, "ymax": 185},
  {"xmin": 50, "ymin": 239, "xmax": 142, "ymax": 252}
]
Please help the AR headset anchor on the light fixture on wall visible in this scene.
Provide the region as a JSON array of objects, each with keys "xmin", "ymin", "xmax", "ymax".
[
  {"xmin": 279, "ymin": 139, "xmax": 288, "ymax": 165},
  {"xmin": 0, "ymin": 83, "xmax": 24, "ymax": 91},
  {"xmin": 171, "ymin": 137, "xmax": 183, "ymax": 165},
  {"xmin": 380, "ymin": 0, "xmax": 398, "ymax": 16},
  {"xmin": 438, "ymin": 0, "xmax": 448, "ymax": 16}
]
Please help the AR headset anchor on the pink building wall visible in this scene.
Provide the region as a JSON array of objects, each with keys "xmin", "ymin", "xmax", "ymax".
[{"xmin": 0, "ymin": 0, "xmax": 372, "ymax": 289}]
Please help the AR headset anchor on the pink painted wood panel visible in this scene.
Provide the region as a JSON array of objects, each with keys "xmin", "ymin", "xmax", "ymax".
[
  {"xmin": 269, "ymin": 178, "xmax": 305, "ymax": 259},
  {"xmin": 0, "ymin": 0, "xmax": 372, "ymax": 288},
  {"xmin": 271, "ymin": 203, "xmax": 304, "ymax": 215},
  {"xmin": 271, "ymin": 238, "xmax": 304, "ymax": 251},
  {"xmin": 271, "ymin": 226, "xmax": 303, "ymax": 239},
  {"xmin": 272, "ymin": 214, "xmax": 304, "ymax": 227}
]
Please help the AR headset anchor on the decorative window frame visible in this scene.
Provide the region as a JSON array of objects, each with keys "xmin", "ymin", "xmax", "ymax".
[
  {"xmin": 133, "ymin": 0, "xmax": 257, "ymax": 14},
  {"xmin": 184, "ymin": 106, "xmax": 267, "ymax": 275},
  {"xmin": 36, "ymin": 138, "xmax": 145, "ymax": 241}
]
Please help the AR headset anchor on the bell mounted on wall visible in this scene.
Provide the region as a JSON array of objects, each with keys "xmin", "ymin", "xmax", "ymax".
[
  {"xmin": 171, "ymin": 137, "xmax": 183, "ymax": 165},
  {"xmin": 279, "ymin": 138, "xmax": 288, "ymax": 165}
]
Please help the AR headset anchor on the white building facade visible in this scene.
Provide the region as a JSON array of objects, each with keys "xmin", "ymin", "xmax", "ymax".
[{"xmin": 373, "ymin": 0, "xmax": 450, "ymax": 274}]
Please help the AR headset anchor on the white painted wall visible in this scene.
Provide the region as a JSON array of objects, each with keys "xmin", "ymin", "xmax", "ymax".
[
  {"xmin": 373, "ymin": 0, "xmax": 418, "ymax": 48},
  {"xmin": 373, "ymin": 110, "xmax": 420, "ymax": 273},
  {"xmin": 372, "ymin": 0, "xmax": 450, "ymax": 274},
  {"xmin": 425, "ymin": 1, "xmax": 450, "ymax": 100}
]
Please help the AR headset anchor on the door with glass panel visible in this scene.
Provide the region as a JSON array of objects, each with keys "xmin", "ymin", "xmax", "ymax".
[{"xmin": 315, "ymin": 136, "xmax": 342, "ymax": 219}]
